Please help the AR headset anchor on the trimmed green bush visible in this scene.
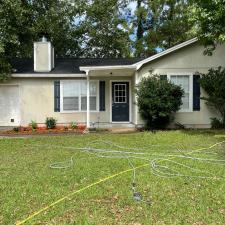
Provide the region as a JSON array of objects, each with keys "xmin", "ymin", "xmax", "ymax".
[
  {"xmin": 136, "ymin": 76, "xmax": 184, "ymax": 129},
  {"xmin": 45, "ymin": 117, "xmax": 57, "ymax": 129}
]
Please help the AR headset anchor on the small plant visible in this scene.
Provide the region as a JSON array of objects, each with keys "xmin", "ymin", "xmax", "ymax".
[
  {"xmin": 64, "ymin": 126, "xmax": 69, "ymax": 131},
  {"xmin": 71, "ymin": 121, "xmax": 78, "ymax": 130},
  {"xmin": 45, "ymin": 117, "xmax": 57, "ymax": 129},
  {"xmin": 210, "ymin": 117, "xmax": 225, "ymax": 129},
  {"xmin": 13, "ymin": 127, "xmax": 19, "ymax": 132},
  {"xmin": 30, "ymin": 120, "xmax": 38, "ymax": 130}
]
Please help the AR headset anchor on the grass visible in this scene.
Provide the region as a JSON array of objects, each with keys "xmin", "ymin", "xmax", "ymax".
[{"xmin": 1, "ymin": 130, "xmax": 225, "ymax": 225}]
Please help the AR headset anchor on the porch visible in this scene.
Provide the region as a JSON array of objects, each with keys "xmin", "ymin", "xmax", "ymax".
[{"xmin": 79, "ymin": 66, "xmax": 139, "ymax": 128}]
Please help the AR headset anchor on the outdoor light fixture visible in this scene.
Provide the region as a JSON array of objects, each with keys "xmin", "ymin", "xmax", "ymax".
[{"xmin": 148, "ymin": 68, "xmax": 154, "ymax": 74}]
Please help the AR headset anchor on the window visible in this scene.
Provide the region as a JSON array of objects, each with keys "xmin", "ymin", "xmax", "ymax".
[
  {"xmin": 169, "ymin": 75, "xmax": 192, "ymax": 111},
  {"xmin": 62, "ymin": 80, "xmax": 98, "ymax": 112},
  {"xmin": 114, "ymin": 84, "xmax": 127, "ymax": 103}
]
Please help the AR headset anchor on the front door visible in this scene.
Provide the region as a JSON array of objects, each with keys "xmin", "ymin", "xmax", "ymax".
[{"xmin": 112, "ymin": 82, "xmax": 129, "ymax": 122}]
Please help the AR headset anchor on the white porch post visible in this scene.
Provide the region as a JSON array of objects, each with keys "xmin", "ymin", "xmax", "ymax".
[
  {"xmin": 86, "ymin": 71, "xmax": 90, "ymax": 129},
  {"xmin": 134, "ymin": 71, "xmax": 139, "ymax": 125}
]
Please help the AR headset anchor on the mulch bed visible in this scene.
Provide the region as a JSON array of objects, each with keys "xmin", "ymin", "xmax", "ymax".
[{"xmin": 0, "ymin": 125, "xmax": 86, "ymax": 136}]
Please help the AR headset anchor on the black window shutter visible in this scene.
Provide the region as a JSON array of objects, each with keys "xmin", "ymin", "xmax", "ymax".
[
  {"xmin": 54, "ymin": 81, "xmax": 60, "ymax": 112},
  {"xmin": 99, "ymin": 81, "xmax": 105, "ymax": 111},
  {"xmin": 193, "ymin": 75, "xmax": 201, "ymax": 111},
  {"xmin": 160, "ymin": 75, "xmax": 167, "ymax": 80}
]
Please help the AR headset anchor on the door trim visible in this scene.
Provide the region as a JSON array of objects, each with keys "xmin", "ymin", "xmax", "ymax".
[{"xmin": 110, "ymin": 80, "xmax": 132, "ymax": 123}]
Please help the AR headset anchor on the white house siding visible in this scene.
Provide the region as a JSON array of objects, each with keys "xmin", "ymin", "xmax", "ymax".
[
  {"xmin": 0, "ymin": 76, "xmax": 133, "ymax": 127},
  {"xmin": 137, "ymin": 42, "xmax": 225, "ymax": 128}
]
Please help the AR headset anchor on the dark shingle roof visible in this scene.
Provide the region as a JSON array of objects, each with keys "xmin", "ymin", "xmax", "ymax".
[{"xmin": 11, "ymin": 58, "xmax": 143, "ymax": 74}]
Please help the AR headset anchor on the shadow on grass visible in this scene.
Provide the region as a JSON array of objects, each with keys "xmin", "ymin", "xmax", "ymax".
[{"xmin": 179, "ymin": 129, "xmax": 225, "ymax": 137}]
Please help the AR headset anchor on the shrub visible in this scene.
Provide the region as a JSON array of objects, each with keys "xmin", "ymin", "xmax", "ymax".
[
  {"xmin": 13, "ymin": 127, "xmax": 19, "ymax": 132},
  {"xmin": 210, "ymin": 117, "xmax": 225, "ymax": 129},
  {"xmin": 199, "ymin": 67, "xmax": 225, "ymax": 125},
  {"xmin": 30, "ymin": 120, "xmax": 38, "ymax": 130},
  {"xmin": 136, "ymin": 76, "xmax": 184, "ymax": 129},
  {"xmin": 71, "ymin": 121, "xmax": 78, "ymax": 130},
  {"xmin": 45, "ymin": 117, "xmax": 57, "ymax": 129}
]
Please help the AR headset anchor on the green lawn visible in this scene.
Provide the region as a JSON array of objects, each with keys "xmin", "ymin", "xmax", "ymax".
[{"xmin": 1, "ymin": 130, "xmax": 225, "ymax": 225}]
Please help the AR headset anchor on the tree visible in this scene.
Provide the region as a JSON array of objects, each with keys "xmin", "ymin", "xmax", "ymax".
[
  {"xmin": 126, "ymin": 0, "xmax": 193, "ymax": 57},
  {"xmin": 136, "ymin": 76, "xmax": 184, "ymax": 129},
  {"xmin": 0, "ymin": 0, "xmax": 84, "ymax": 81},
  {"xmin": 190, "ymin": 0, "xmax": 225, "ymax": 55},
  {"xmin": 157, "ymin": 0, "xmax": 192, "ymax": 49},
  {"xmin": 29, "ymin": 0, "xmax": 84, "ymax": 57},
  {"xmin": 0, "ymin": 0, "xmax": 33, "ymax": 81},
  {"xmin": 80, "ymin": 0, "xmax": 131, "ymax": 58},
  {"xmin": 199, "ymin": 67, "xmax": 225, "ymax": 126}
]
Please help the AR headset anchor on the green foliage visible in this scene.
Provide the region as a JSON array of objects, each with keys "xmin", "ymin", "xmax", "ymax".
[
  {"xmin": 30, "ymin": 120, "xmax": 38, "ymax": 130},
  {"xmin": 210, "ymin": 118, "xmax": 225, "ymax": 129},
  {"xmin": 129, "ymin": 0, "xmax": 193, "ymax": 57},
  {"xmin": 13, "ymin": 127, "xmax": 19, "ymax": 132},
  {"xmin": 81, "ymin": 0, "xmax": 131, "ymax": 57},
  {"xmin": 190, "ymin": 0, "xmax": 225, "ymax": 55},
  {"xmin": 199, "ymin": 67, "xmax": 225, "ymax": 124},
  {"xmin": 156, "ymin": 0, "xmax": 193, "ymax": 50},
  {"xmin": 71, "ymin": 121, "xmax": 78, "ymax": 130},
  {"xmin": 45, "ymin": 117, "xmax": 57, "ymax": 129},
  {"xmin": 0, "ymin": 57, "xmax": 11, "ymax": 82},
  {"xmin": 136, "ymin": 76, "xmax": 184, "ymax": 129},
  {"xmin": 0, "ymin": 0, "xmax": 82, "ymax": 80}
]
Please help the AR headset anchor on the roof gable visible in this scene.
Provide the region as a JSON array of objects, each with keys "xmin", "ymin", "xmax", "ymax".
[{"xmin": 134, "ymin": 38, "xmax": 198, "ymax": 70}]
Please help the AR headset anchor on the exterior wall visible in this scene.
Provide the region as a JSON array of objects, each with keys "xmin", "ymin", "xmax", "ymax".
[
  {"xmin": 1, "ymin": 76, "xmax": 133, "ymax": 127},
  {"xmin": 137, "ymin": 43, "xmax": 225, "ymax": 128}
]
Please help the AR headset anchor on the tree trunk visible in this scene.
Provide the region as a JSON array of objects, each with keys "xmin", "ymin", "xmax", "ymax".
[{"xmin": 136, "ymin": 0, "xmax": 144, "ymax": 41}]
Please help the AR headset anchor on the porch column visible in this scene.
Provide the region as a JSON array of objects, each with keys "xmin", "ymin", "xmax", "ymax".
[
  {"xmin": 134, "ymin": 71, "xmax": 139, "ymax": 125},
  {"xmin": 86, "ymin": 71, "xmax": 90, "ymax": 129}
]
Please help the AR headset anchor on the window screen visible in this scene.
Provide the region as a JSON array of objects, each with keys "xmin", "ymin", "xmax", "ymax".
[
  {"xmin": 63, "ymin": 80, "xmax": 98, "ymax": 111},
  {"xmin": 170, "ymin": 75, "xmax": 190, "ymax": 110}
]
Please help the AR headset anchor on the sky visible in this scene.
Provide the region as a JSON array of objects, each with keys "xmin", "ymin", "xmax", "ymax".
[{"xmin": 128, "ymin": 1, "xmax": 137, "ymax": 15}]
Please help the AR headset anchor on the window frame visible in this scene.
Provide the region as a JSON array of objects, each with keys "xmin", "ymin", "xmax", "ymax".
[
  {"xmin": 113, "ymin": 83, "xmax": 127, "ymax": 104},
  {"xmin": 60, "ymin": 80, "xmax": 99, "ymax": 113},
  {"xmin": 167, "ymin": 73, "xmax": 193, "ymax": 113}
]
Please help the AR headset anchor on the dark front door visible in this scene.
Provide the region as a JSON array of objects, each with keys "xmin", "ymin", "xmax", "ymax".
[{"xmin": 112, "ymin": 82, "xmax": 129, "ymax": 122}]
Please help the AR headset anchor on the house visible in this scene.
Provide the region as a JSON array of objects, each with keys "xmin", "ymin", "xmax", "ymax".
[{"xmin": 0, "ymin": 37, "xmax": 225, "ymax": 129}]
